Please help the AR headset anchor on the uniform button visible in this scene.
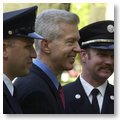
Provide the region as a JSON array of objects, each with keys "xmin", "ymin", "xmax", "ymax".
[
  {"xmin": 75, "ymin": 94, "xmax": 81, "ymax": 99},
  {"xmin": 110, "ymin": 95, "xmax": 114, "ymax": 100}
]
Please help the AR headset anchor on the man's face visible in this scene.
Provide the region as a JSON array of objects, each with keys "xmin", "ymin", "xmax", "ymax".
[
  {"xmin": 3, "ymin": 37, "xmax": 36, "ymax": 79},
  {"xmin": 46, "ymin": 22, "xmax": 80, "ymax": 74},
  {"xmin": 81, "ymin": 48, "xmax": 114, "ymax": 82}
]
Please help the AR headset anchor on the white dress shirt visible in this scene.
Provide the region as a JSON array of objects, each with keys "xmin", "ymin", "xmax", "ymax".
[
  {"xmin": 3, "ymin": 74, "xmax": 14, "ymax": 96},
  {"xmin": 80, "ymin": 75, "xmax": 107, "ymax": 112}
]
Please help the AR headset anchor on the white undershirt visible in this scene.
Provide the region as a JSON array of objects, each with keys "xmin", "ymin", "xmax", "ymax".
[
  {"xmin": 3, "ymin": 74, "xmax": 14, "ymax": 96},
  {"xmin": 80, "ymin": 75, "xmax": 107, "ymax": 112}
]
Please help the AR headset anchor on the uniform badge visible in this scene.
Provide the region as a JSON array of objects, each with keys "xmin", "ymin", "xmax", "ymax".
[
  {"xmin": 107, "ymin": 24, "xmax": 114, "ymax": 33},
  {"xmin": 75, "ymin": 94, "xmax": 81, "ymax": 99},
  {"xmin": 8, "ymin": 30, "xmax": 13, "ymax": 35},
  {"xmin": 110, "ymin": 95, "xmax": 114, "ymax": 100}
]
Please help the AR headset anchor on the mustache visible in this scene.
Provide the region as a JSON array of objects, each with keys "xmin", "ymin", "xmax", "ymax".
[{"xmin": 99, "ymin": 65, "xmax": 114, "ymax": 71}]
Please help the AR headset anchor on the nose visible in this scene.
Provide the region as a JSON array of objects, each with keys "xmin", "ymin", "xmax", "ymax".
[
  {"xmin": 31, "ymin": 47, "xmax": 37, "ymax": 59},
  {"xmin": 73, "ymin": 42, "xmax": 81, "ymax": 53}
]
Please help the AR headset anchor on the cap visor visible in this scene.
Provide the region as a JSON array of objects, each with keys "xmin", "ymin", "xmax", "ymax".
[{"xmin": 28, "ymin": 32, "xmax": 44, "ymax": 39}]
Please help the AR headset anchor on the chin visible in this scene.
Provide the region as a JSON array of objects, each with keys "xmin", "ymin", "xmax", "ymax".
[{"xmin": 65, "ymin": 66, "xmax": 73, "ymax": 71}]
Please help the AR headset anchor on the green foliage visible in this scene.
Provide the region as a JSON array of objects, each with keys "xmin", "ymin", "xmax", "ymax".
[
  {"xmin": 3, "ymin": 3, "xmax": 70, "ymax": 13},
  {"xmin": 70, "ymin": 3, "xmax": 106, "ymax": 30},
  {"xmin": 70, "ymin": 3, "xmax": 91, "ymax": 29}
]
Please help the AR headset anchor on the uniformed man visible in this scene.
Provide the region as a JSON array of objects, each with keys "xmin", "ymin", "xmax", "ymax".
[
  {"xmin": 3, "ymin": 6, "xmax": 43, "ymax": 114},
  {"xmin": 63, "ymin": 20, "xmax": 114, "ymax": 114}
]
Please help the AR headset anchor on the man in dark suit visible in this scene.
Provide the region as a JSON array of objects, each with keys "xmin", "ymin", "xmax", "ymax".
[
  {"xmin": 14, "ymin": 9, "xmax": 81, "ymax": 114},
  {"xmin": 63, "ymin": 20, "xmax": 114, "ymax": 114},
  {"xmin": 3, "ymin": 6, "xmax": 43, "ymax": 114}
]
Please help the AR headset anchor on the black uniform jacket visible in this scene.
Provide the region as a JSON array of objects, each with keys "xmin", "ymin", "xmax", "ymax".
[
  {"xmin": 63, "ymin": 78, "xmax": 114, "ymax": 114},
  {"xmin": 3, "ymin": 82, "xmax": 23, "ymax": 114},
  {"xmin": 14, "ymin": 63, "xmax": 64, "ymax": 114}
]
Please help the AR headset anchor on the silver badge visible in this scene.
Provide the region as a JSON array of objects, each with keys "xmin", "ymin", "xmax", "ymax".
[
  {"xmin": 75, "ymin": 94, "xmax": 81, "ymax": 99},
  {"xmin": 107, "ymin": 24, "xmax": 114, "ymax": 33},
  {"xmin": 110, "ymin": 95, "xmax": 114, "ymax": 100},
  {"xmin": 8, "ymin": 30, "xmax": 13, "ymax": 35}
]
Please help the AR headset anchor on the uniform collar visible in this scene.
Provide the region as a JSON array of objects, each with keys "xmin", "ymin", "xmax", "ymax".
[
  {"xmin": 3, "ymin": 74, "xmax": 14, "ymax": 96},
  {"xmin": 80, "ymin": 75, "xmax": 107, "ymax": 97}
]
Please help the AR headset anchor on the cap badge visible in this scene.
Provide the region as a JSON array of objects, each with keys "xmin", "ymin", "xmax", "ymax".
[
  {"xmin": 8, "ymin": 30, "xmax": 13, "ymax": 35},
  {"xmin": 75, "ymin": 94, "xmax": 81, "ymax": 99},
  {"xmin": 107, "ymin": 24, "xmax": 114, "ymax": 33}
]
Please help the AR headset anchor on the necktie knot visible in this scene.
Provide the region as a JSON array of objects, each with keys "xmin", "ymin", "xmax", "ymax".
[
  {"xmin": 91, "ymin": 88, "xmax": 99, "ymax": 96},
  {"xmin": 58, "ymin": 84, "xmax": 62, "ymax": 92}
]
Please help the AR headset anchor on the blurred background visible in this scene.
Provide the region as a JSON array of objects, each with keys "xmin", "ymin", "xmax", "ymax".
[{"xmin": 3, "ymin": 3, "xmax": 114, "ymax": 85}]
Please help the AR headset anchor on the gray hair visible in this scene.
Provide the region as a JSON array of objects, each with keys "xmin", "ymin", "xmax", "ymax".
[{"xmin": 34, "ymin": 9, "xmax": 80, "ymax": 52}]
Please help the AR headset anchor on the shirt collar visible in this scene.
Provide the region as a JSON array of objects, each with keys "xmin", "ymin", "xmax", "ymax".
[
  {"xmin": 33, "ymin": 58, "xmax": 59, "ymax": 90},
  {"xmin": 3, "ymin": 74, "xmax": 14, "ymax": 96},
  {"xmin": 80, "ymin": 75, "xmax": 107, "ymax": 97},
  {"xmin": 97, "ymin": 81, "xmax": 107, "ymax": 96}
]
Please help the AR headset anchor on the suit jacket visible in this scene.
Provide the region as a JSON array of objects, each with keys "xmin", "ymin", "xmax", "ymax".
[
  {"xmin": 63, "ymin": 78, "xmax": 114, "ymax": 114},
  {"xmin": 13, "ymin": 63, "xmax": 64, "ymax": 114},
  {"xmin": 3, "ymin": 82, "xmax": 23, "ymax": 114}
]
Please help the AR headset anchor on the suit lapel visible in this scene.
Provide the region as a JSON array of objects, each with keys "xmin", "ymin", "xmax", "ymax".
[
  {"xmin": 31, "ymin": 64, "xmax": 64, "ymax": 111},
  {"xmin": 68, "ymin": 78, "xmax": 94, "ymax": 113},
  {"xmin": 101, "ymin": 83, "xmax": 114, "ymax": 114},
  {"xmin": 3, "ymin": 82, "xmax": 22, "ymax": 113}
]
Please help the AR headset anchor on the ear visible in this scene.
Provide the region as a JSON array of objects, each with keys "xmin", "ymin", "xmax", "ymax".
[
  {"xmin": 80, "ymin": 49, "xmax": 88, "ymax": 63},
  {"xmin": 3, "ymin": 42, "xmax": 9, "ymax": 58},
  {"xmin": 40, "ymin": 40, "xmax": 50, "ymax": 54}
]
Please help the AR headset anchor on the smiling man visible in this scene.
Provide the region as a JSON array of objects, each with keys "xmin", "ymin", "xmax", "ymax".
[
  {"xmin": 14, "ymin": 9, "xmax": 80, "ymax": 114},
  {"xmin": 63, "ymin": 20, "xmax": 114, "ymax": 114}
]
